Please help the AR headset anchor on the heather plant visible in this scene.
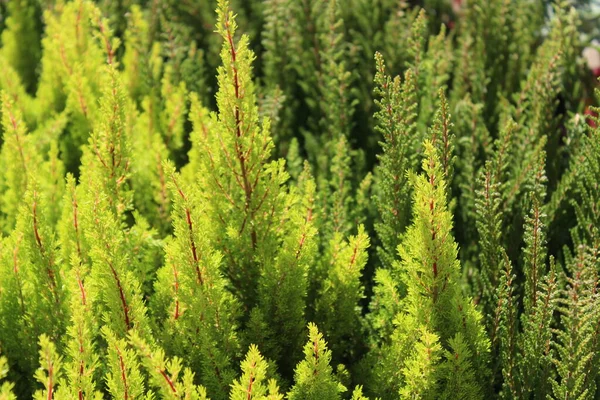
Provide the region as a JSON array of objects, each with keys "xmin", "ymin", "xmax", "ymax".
[{"xmin": 1, "ymin": 0, "xmax": 599, "ymax": 399}]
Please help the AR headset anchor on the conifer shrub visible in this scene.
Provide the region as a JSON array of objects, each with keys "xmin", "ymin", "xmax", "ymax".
[{"xmin": 0, "ymin": 0, "xmax": 599, "ymax": 398}]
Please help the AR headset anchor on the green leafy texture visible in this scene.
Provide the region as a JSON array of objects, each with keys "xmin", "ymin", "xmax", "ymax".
[
  {"xmin": 405, "ymin": 9, "xmax": 427, "ymax": 99},
  {"xmin": 54, "ymin": 185, "xmax": 101, "ymax": 400},
  {"xmin": 78, "ymin": 66, "xmax": 165, "ymax": 296},
  {"xmin": 53, "ymin": 259, "xmax": 102, "ymax": 400},
  {"xmin": 182, "ymin": 93, "xmax": 214, "ymax": 185},
  {"xmin": 398, "ymin": 327, "xmax": 441, "ymax": 400},
  {"xmin": 0, "ymin": 92, "xmax": 42, "ymax": 233},
  {"xmin": 550, "ymin": 245, "xmax": 599, "ymax": 400},
  {"xmin": 198, "ymin": 0, "xmax": 287, "ymax": 306},
  {"xmin": 493, "ymin": 254, "xmax": 519, "ymax": 399},
  {"xmin": 453, "ymin": 97, "xmax": 491, "ymax": 271},
  {"xmin": 453, "ymin": 0, "xmax": 544, "ymax": 128},
  {"xmin": 76, "ymin": 66, "xmax": 152, "ymax": 340},
  {"xmin": 0, "ymin": 0, "xmax": 42, "ymax": 93},
  {"xmin": 260, "ymin": 0, "xmax": 295, "ymax": 153},
  {"xmin": 308, "ymin": 138, "xmax": 372, "ymax": 328},
  {"xmin": 286, "ymin": 0, "xmax": 367, "ymax": 244},
  {"xmin": 0, "ymin": 354, "xmax": 16, "ymax": 400},
  {"xmin": 350, "ymin": 385, "xmax": 369, "ymax": 400},
  {"xmin": 372, "ymin": 53, "xmax": 418, "ymax": 270},
  {"xmin": 315, "ymin": 226, "xmax": 369, "ymax": 362},
  {"xmin": 35, "ymin": 0, "xmax": 110, "ymax": 172},
  {"xmin": 401, "ymin": 142, "xmax": 488, "ymax": 356},
  {"xmin": 379, "ymin": 2, "xmax": 417, "ymax": 75},
  {"xmin": 129, "ymin": 95, "xmax": 173, "ymax": 236},
  {"xmin": 0, "ymin": 55, "xmax": 35, "ymax": 128},
  {"xmin": 428, "ymin": 88, "xmax": 455, "ymax": 185},
  {"xmin": 517, "ymin": 263, "xmax": 559, "ymax": 399},
  {"xmin": 285, "ymin": 137, "xmax": 303, "ymax": 182},
  {"xmin": 153, "ymin": 165, "xmax": 240, "ymax": 399},
  {"xmin": 186, "ymin": 1, "xmax": 317, "ymax": 377},
  {"xmin": 316, "ymin": 0, "xmax": 354, "ymax": 148},
  {"xmin": 439, "ymin": 334, "xmax": 481, "ymax": 400},
  {"xmin": 522, "ymin": 153, "xmax": 548, "ymax": 316},
  {"xmin": 129, "ymin": 331, "xmax": 209, "ymax": 400},
  {"xmin": 473, "ymin": 161, "xmax": 506, "ymax": 326},
  {"xmin": 311, "ymin": 1, "xmax": 370, "ymax": 255},
  {"xmin": 0, "ymin": 175, "xmax": 67, "ymax": 396},
  {"xmin": 364, "ymin": 266, "xmax": 403, "ymax": 351},
  {"xmin": 282, "ymin": 0, "xmax": 331, "ymax": 138},
  {"xmin": 121, "ymin": 5, "xmax": 176, "ymax": 235},
  {"xmin": 0, "ymin": 233, "xmax": 38, "ymax": 396},
  {"xmin": 102, "ymin": 327, "xmax": 147, "ymax": 400},
  {"xmin": 511, "ymin": 151, "xmax": 556, "ymax": 400},
  {"xmin": 545, "ymin": 113, "xmax": 587, "ymax": 229},
  {"xmin": 80, "ymin": 191, "xmax": 151, "ymax": 339},
  {"xmin": 57, "ymin": 175, "xmax": 91, "ymax": 290},
  {"xmin": 158, "ymin": 67, "xmax": 188, "ymax": 155},
  {"xmin": 570, "ymin": 100, "xmax": 600, "ymax": 250},
  {"xmin": 79, "ymin": 65, "xmax": 132, "ymax": 218},
  {"xmin": 417, "ymin": 26, "xmax": 453, "ymax": 140},
  {"xmin": 122, "ymin": 5, "xmax": 153, "ymax": 104},
  {"xmin": 229, "ymin": 345, "xmax": 282, "ymax": 400},
  {"xmin": 246, "ymin": 163, "xmax": 317, "ymax": 375},
  {"xmin": 501, "ymin": 5, "xmax": 573, "ymax": 239},
  {"xmin": 370, "ymin": 141, "xmax": 490, "ymax": 398},
  {"xmin": 317, "ymin": 136, "xmax": 353, "ymax": 240},
  {"xmin": 0, "ymin": 0, "xmax": 598, "ymax": 398},
  {"xmin": 33, "ymin": 334, "xmax": 62, "ymax": 400},
  {"xmin": 287, "ymin": 323, "xmax": 346, "ymax": 400},
  {"xmin": 14, "ymin": 182, "xmax": 69, "ymax": 346}
]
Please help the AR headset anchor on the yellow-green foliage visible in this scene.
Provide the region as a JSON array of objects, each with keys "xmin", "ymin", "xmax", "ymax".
[{"xmin": 0, "ymin": 0, "xmax": 598, "ymax": 399}]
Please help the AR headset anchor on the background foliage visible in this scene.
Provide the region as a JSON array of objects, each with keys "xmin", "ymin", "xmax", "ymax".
[{"xmin": 0, "ymin": 0, "xmax": 600, "ymax": 398}]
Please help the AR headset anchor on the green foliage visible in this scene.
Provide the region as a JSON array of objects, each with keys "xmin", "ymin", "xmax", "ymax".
[
  {"xmin": 229, "ymin": 345, "xmax": 282, "ymax": 400},
  {"xmin": 102, "ymin": 326, "xmax": 147, "ymax": 399},
  {"xmin": 33, "ymin": 335, "xmax": 62, "ymax": 400},
  {"xmin": 0, "ymin": 0, "xmax": 598, "ymax": 398},
  {"xmin": 287, "ymin": 323, "xmax": 346, "ymax": 400},
  {"xmin": 152, "ymin": 165, "xmax": 240, "ymax": 398},
  {"xmin": 372, "ymin": 52, "xmax": 418, "ymax": 270},
  {"xmin": 0, "ymin": 353, "xmax": 16, "ymax": 400},
  {"xmin": 367, "ymin": 142, "xmax": 490, "ymax": 398},
  {"xmin": 549, "ymin": 245, "xmax": 599, "ymax": 400}
]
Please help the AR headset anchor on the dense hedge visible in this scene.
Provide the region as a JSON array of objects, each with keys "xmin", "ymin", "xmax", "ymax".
[{"xmin": 0, "ymin": 0, "xmax": 600, "ymax": 399}]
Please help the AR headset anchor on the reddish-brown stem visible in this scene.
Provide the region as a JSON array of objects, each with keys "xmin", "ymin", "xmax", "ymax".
[
  {"xmin": 313, "ymin": 338, "xmax": 319, "ymax": 375},
  {"xmin": 165, "ymin": 101, "xmax": 182, "ymax": 147},
  {"xmin": 531, "ymin": 202, "xmax": 540, "ymax": 309},
  {"xmin": 46, "ymin": 356, "xmax": 54, "ymax": 400},
  {"xmin": 246, "ymin": 364, "xmax": 255, "ymax": 400},
  {"xmin": 160, "ymin": 369, "xmax": 177, "ymax": 394},
  {"xmin": 76, "ymin": 270, "xmax": 87, "ymax": 306},
  {"xmin": 32, "ymin": 194, "xmax": 59, "ymax": 303},
  {"xmin": 428, "ymin": 168, "xmax": 440, "ymax": 303},
  {"xmin": 77, "ymin": 325, "xmax": 85, "ymax": 400},
  {"xmin": 172, "ymin": 259, "xmax": 181, "ymax": 320},
  {"xmin": 295, "ymin": 209, "xmax": 313, "ymax": 260},
  {"xmin": 7, "ymin": 106, "xmax": 29, "ymax": 186},
  {"xmin": 224, "ymin": 12, "xmax": 257, "ymax": 248},
  {"xmin": 349, "ymin": 241, "xmax": 359, "ymax": 268},
  {"xmin": 171, "ymin": 176, "xmax": 204, "ymax": 285},
  {"xmin": 72, "ymin": 192, "xmax": 83, "ymax": 263},
  {"xmin": 97, "ymin": 18, "xmax": 114, "ymax": 65},
  {"xmin": 108, "ymin": 261, "xmax": 131, "ymax": 330},
  {"xmin": 156, "ymin": 151, "xmax": 169, "ymax": 222},
  {"xmin": 12, "ymin": 239, "xmax": 26, "ymax": 316},
  {"xmin": 116, "ymin": 345, "xmax": 130, "ymax": 400}
]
